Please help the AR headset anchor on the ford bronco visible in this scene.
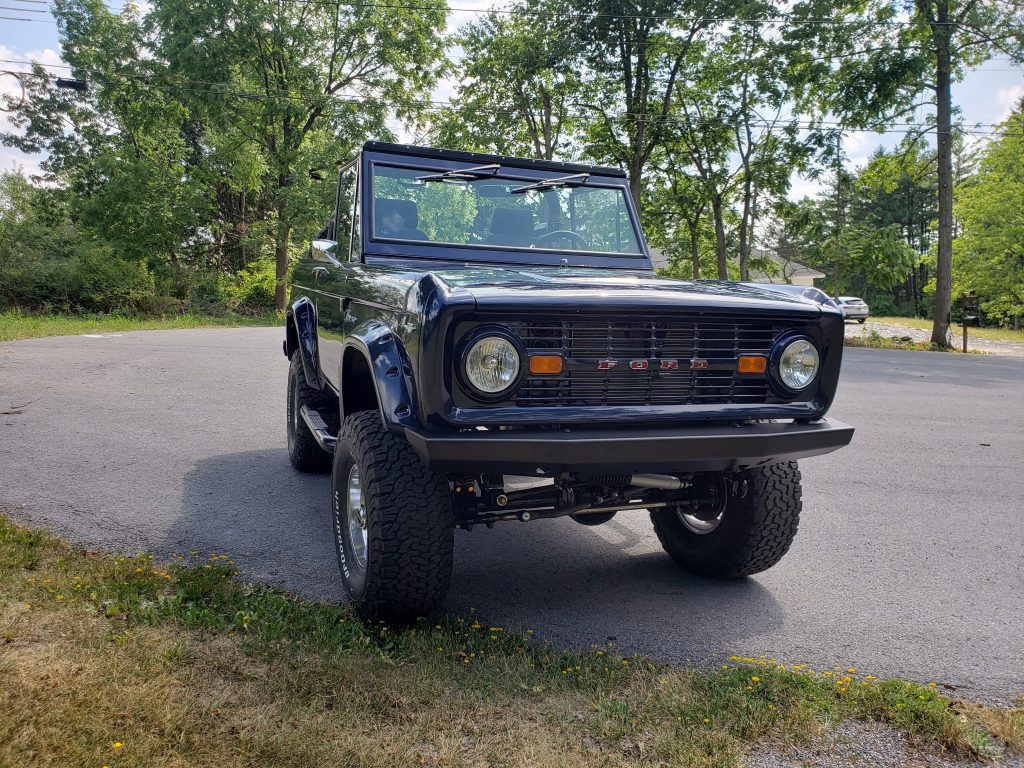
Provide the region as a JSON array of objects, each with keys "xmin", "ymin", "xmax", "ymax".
[{"xmin": 284, "ymin": 142, "xmax": 854, "ymax": 621}]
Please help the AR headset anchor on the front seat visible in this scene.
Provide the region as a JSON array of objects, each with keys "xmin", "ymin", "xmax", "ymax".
[
  {"xmin": 485, "ymin": 207, "xmax": 535, "ymax": 247},
  {"xmin": 374, "ymin": 198, "xmax": 428, "ymax": 241}
]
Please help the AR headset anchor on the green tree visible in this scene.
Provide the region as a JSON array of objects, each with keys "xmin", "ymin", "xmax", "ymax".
[
  {"xmin": 432, "ymin": 7, "xmax": 581, "ymax": 161},
  {"xmin": 151, "ymin": 0, "xmax": 448, "ymax": 309},
  {"xmin": 566, "ymin": 0, "xmax": 748, "ymax": 207},
  {"xmin": 787, "ymin": 0, "xmax": 1024, "ymax": 345},
  {"xmin": 953, "ymin": 106, "xmax": 1024, "ymax": 326}
]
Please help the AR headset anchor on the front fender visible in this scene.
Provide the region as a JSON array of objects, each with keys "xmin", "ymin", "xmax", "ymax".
[
  {"xmin": 285, "ymin": 296, "xmax": 322, "ymax": 389},
  {"xmin": 342, "ymin": 321, "xmax": 422, "ymax": 432}
]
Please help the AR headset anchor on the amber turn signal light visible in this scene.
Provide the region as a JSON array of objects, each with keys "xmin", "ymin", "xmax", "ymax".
[
  {"xmin": 737, "ymin": 355, "xmax": 767, "ymax": 374},
  {"xmin": 529, "ymin": 354, "xmax": 564, "ymax": 375}
]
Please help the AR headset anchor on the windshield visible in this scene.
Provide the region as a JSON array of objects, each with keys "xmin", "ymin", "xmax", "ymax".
[{"xmin": 370, "ymin": 163, "xmax": 643, "ymax": 256}]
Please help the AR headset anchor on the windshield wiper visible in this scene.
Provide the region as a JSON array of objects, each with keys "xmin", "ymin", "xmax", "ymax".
[
  {"xmin": 511, "ymin": 173, "xmax": 590, "ymax": 194},
  {"xmin": 415, "ymin": 163, "xmax": 501, "ymax": 183}
]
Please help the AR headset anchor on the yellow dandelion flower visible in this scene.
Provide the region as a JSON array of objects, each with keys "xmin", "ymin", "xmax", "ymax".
[
  {"xmin": 847, "ymin": 667, "xmax": 856, "ymax": 674},
  {"xmin": 750, "ymin": 676, "xmax": 760, "ymax": 683},
  {"xmin": 55, "ymin": 594, "xmax": 64, "ymax": 600},
  {"xmin": 111, "ymin": 742, "xmax": 123, "ymax": 749}
]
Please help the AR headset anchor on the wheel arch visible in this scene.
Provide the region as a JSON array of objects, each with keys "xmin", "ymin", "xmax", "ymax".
[
  {"xmin": 341, "ymin": 324, "xmax": 422, "ymax": 431},
  {"xmin": 284, "ymin": 296, "xmax": 322, "ymax": 389}
]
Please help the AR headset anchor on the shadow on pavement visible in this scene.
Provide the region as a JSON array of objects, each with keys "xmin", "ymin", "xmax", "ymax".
[{"xmin": 176, "ymin": 449, "xmax": 784, "ymax": 655}]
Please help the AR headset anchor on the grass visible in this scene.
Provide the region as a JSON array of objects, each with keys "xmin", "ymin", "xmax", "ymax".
[
  {"xmin": 844, "ymin": 329, "xmax": 946, "ymax": 352},
  {"xmin": 1, "ymin": 516, "xmax": 1021, "ymax": 767},
  {"xmin": 873, "ymin": 316, "xmax": 1024, "ymax": 344},
  {"xmin": 0, "ymin": 310, "xmax": 281, "ymax": 342}
]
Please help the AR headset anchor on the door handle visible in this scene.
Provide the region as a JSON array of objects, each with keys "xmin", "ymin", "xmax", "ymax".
[{"xmin": 312, "ymin": 266, "xmax": 329, "ymax": 280}]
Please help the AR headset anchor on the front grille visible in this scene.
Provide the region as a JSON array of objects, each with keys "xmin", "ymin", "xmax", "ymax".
[{"xmin": 501, "ymin": 316, "xmax": 806, "ymax": 407}]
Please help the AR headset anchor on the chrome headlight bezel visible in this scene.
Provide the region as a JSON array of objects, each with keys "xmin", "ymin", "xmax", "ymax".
[
  {"xmin": 457, "ymin": 327, "xmax": 525, "ymax": 401},
  {"xmin": 769, "ymin": 335, "xmax": 821, "ymax": 395}
]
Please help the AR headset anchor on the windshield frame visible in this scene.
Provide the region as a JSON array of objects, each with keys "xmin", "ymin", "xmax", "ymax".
[{"xmin": 358, "ymin": 148, "xmax": 651, "ymax": 270}]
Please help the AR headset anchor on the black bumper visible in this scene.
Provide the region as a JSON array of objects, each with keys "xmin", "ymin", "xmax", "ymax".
[{"xmin": 403, "ymin": 419, "xmax": 854, "ymax": 474}]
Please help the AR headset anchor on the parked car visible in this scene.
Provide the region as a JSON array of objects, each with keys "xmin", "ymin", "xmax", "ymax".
[
  {"xmin": 283, "ymin": 141, "xmax": 854, "ymax": 621},
  {"xmin": 836, "ymin": 296, "xmax": 869, "ymax": 323}
]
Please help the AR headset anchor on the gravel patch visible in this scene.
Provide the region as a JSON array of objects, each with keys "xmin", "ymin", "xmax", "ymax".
[
  {"xmin": 743, "ymin": 721, "xmax": 1024, "ymax": 768},
  {"xmin": 844, "ymin": 320, "xmax": 1024, "ymax": 357}
]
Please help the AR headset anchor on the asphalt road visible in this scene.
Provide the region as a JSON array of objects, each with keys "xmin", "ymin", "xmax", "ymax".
[{"xmin": 1, "ymin": 328, "xmax": 1021, "ymax": 703}]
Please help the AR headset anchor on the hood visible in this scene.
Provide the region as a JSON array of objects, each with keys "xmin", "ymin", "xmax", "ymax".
[{"xmin": 429, "ymin": 266, "xmax": 824, "ymax": 315}]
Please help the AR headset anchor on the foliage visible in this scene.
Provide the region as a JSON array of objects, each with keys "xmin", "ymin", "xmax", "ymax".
[
  {"xmin": 2, "ymin": 0, "xmax": 449, "ymax": 312},
  {"xmin": 431, "ymin": 7, "xmax": 580, "ymax": 161},
  {"xmin": 953, "ymin": 108, "xmax": 1024, "ymax": 326},
  {"xmin": 0, "ymin": 173, "xmax": 156, "ymax": 313}
]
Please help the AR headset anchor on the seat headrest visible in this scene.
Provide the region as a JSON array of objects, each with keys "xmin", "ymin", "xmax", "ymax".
[
  {"xmin": 375, "ymin": 198, "xmax": 418, "ymax": 230},
  {"xmin": 489, "ymin": 206, "xmax": 534, "ymax": 236}
]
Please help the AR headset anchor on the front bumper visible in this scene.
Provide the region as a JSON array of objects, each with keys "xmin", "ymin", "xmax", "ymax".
[{"xmin": 403, "ymin": 418, "xmax": 854, "ymax": 474}]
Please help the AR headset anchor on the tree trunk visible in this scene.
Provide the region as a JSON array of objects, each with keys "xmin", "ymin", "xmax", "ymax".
[
  {"xmin": 628, "ymin": 163, "xmax": 642, "ymax": 211},
  {"xmin": 738, "ymin": 193, "xmax": 750, "ymax": 281},
  {"xmin": 711, "ymin": 196, "xmax": 728, "ymax": 279},
  {"xmin": 274, "ymin": 194, "xmax": 291, "ymax": 313},
  {"xmin": 930, "ymin": 4, "xmax": 954, "ymax": 347},
  {"xmin": 688, "ymin": 220, "xmax": 700, "ymax": 280}
]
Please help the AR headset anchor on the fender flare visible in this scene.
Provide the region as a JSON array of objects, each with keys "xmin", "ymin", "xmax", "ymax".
[
  {"xmin": 341, "ymin": 321, "xmax": 421, "ymax": 431},
  {"xmin": 284, "ymin": 296, "xmax": 322, "ymax": 390}
]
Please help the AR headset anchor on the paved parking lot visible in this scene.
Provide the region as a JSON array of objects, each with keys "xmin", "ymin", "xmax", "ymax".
[{"xmin": 1, "ymin": 328, "xmax": 1021, "ymax": 702}]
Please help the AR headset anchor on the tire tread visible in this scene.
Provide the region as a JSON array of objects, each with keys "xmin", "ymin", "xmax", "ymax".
[{"xmin": 337, "ymin": 411, "xmax": 453, "ymax": 622}]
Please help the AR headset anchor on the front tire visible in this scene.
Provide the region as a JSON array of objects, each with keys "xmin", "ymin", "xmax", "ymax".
[
  {"xmin": 332, "ymin": 411, "xmax": 454, "ymax": 622},
  {"xmin": 650, "ymin": 462, "xmax": 802, "ymax": 578},
  {"xmin": 858, "ymin": 318, "xmax": 866, "ymax": 324}
]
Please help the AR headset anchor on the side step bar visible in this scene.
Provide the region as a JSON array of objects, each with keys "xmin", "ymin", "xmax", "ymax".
[{"xmin": 300, "ymin": 405, "xmax": 337, "ymax": 454}]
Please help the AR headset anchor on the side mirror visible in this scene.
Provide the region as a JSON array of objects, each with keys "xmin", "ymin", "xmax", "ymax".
[{"xmin": 311, "ymin": 239, "xmax": 337, "ymax": 260}]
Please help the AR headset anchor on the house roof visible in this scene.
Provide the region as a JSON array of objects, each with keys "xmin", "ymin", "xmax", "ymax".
[
  {"xmin": 749, "ymin": 250, "xmax": 825, "ymax": 283},
  {"xmin": 649, "ymin": 247, "xmax": 825, "ymax": 283}
]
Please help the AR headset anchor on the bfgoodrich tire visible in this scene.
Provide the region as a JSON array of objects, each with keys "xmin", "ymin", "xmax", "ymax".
[
  {"xmin": 650, "ymin": 462, "xmax": 802, "ymax": 578},
  {"xmin": 331, "ymin": 410, "xmax": 454, "ymax": 622},
  {"xmin": 286, "ymin": 352, "xmax": 336, "ymax": 473}
]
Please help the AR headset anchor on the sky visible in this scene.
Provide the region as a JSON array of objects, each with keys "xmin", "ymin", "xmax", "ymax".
[{"xmin": 2, "ymin": 1, "xmax": 1022, "ymax": 200}]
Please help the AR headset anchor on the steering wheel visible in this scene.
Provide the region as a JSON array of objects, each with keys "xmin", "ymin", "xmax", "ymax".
[{"xmin": 533, "ymin": 229, "xmax": 589, "ymax": 249}]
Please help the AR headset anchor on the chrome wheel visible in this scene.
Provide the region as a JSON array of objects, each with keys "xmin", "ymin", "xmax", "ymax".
[
  {"xmin": 345, "ymin": 463, "xmax": 368, "ymax": 569},
  {"xmin": 676, "ymin": 477, "xmax": 728, "ymax": 535}
]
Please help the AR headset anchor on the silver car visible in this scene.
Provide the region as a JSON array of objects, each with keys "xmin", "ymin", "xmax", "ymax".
[{"xmin": 837, "ymin": 296, "xmax": 869, "ymax": 323}]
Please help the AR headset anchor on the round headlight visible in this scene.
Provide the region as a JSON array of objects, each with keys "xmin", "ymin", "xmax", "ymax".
[
  {"xmin": 777, "ymin": 338, "xmax": 820, "ymax": 390},
  {"xmin": 464, "ymin": 335, "xmax": 521, "ymax": 395}
]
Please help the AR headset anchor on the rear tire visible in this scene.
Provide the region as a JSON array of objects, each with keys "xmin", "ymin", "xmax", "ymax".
[
  {"xmin": 650, "ymin": 462, "xmax": 801, "ymax": 578},
  {"xmin": 332, "ymin": 410, "xmax": 454, "ymax": 622},
  {"xmin": 858, "ymin": 318, "xmax": 866, "ymax": 324},
  {"xmin": 286, "ymin": 352, "xmax": 336, "ymax": 473}
]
